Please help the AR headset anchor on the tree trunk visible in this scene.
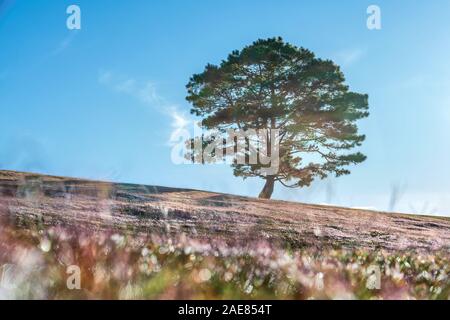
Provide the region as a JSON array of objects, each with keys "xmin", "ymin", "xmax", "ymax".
[{"xmin": 258, "ymin": 176, "xmax": 275, "ymax": 199}]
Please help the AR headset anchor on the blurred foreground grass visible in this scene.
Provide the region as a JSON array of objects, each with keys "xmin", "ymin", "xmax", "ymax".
[{"xmin": 0, "ymin": 216, "xmax": 449, "ymax": 300}]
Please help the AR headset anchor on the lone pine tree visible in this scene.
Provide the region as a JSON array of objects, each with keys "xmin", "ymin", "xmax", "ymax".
[{"xmin": 186, "ymin": 37, "xmax": 369, "ymax": 199}]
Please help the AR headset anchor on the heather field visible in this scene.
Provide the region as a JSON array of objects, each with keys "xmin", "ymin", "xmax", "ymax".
[{"xmin": 0, "ymin": 171, "xmax": 449, "ymax": 299}]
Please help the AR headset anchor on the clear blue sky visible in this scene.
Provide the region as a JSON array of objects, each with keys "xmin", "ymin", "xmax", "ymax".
[{"xmin": 1, "ymin": 0, "xmax": 450, "ymax": 216}]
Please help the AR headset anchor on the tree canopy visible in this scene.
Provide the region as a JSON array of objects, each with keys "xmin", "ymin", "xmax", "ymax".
[{"xmin": 186, "ymin": 37, "xmax": 369, "ymax": 199}]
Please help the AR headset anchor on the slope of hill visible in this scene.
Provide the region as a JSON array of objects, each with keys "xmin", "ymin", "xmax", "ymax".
[
  {"xmin": 1, "ymin": 170, "xmax": 449, "ymax": 251},
  {"xmin": 0, "ymin": 170, "xmax": 449, "ymax": 299}
]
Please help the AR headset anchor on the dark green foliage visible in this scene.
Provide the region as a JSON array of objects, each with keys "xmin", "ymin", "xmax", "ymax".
[{"xmin": 186, "ymin": 37, "xmax": 369, "ymax": 198}]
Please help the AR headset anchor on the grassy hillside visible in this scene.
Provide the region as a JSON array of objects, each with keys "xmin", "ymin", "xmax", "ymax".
[{"xmin": 0, "ymin": 170, "xmax": 449, "ymax": 299}]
